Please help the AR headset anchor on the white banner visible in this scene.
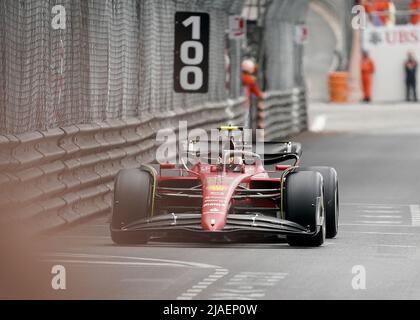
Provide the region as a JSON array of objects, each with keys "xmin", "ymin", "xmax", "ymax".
[
  {"xmin": 228, "ymin": 15, "xmax": 246, "ymax": 40},
  {"xmin": 362, "ymin": 25, "xmax": 420, "ymax": 102},
  {"xmin": 295, "ymin": 25, "xmax": 308, "ymax": 45}
]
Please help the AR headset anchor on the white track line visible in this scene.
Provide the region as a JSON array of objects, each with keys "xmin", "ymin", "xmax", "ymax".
[
  {"xmin": 409, "ymin": 205, "xmax": 420, "ymax": 226},
  {"xmin": 46, "ymin": 253, "xmax": 221, "ymax": 269},
  {"xmin": 211, "ymin": 272, "xmax": 288, "ymax": 300},
  {"xmin": 341, "ymin": 231, "xmax": 417, "ymax": 236},
  {"xmin": 358, "ymin": 206, "xmax": 399, "ymax": 209},
  {"xmin": 341, "ymin": 202, "xmax": 408, "ymax": 207},
  {"xmin": 375, "ymin": 244, "xmax": 416, "ymax": 248},
  {"xmin": 43, "ymin": 259, "xmax": 188, "ymax": 268},
  {"xmin": 341, "ymin": 223, "xmax": 413, "ymax": 227},
  {"xmin": 310, "ymin": 115, "xmax": 327, "ymax": 132},
  {"xmin": 359, "ymin": 210, "xmax": 401, "ymax": 214},
  {"xmin": 176, "ymin": 268, "xmax": 229, "ymax": 300},
  {"xmin": 355, "ymin": 221, "xmax": 403, "ymax": 225},
  {"xmin": 359, "ymin": 215, "xmax": 402, "ymax": 219}
]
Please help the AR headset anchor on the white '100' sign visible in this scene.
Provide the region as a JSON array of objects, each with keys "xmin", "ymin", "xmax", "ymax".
[{"xmin": 174, "ymin": 12, "xmax": 209, "ymax": 93}]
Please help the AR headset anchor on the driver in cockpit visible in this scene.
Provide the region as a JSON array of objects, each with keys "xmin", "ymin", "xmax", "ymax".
[{"xmin": 222, "ymin": 136, "xmax": 243, "ymax": 172}]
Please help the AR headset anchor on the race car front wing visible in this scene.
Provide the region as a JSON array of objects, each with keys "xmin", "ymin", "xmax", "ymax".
[{"xmin": 111, "ymin": 213, "xmax": 316, "ymax": 241}]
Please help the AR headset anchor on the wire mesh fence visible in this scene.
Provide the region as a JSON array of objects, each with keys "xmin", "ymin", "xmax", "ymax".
[{"xmin": 0, "ymin": 0, "xmax": 244, "ymax": 134}]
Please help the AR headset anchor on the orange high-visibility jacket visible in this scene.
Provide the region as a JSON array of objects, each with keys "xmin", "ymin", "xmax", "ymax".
[
  {"xmin": 363, "ymin": 1, "xmax": 373, "ymax": 14},
  {"xmin": 361, "ymin": 57, "xmax": 375, "ymax": 76},
  {"xmin": 411, "ymin": 0, "xmax": 420, "ymax": 25},
  {"xmin": 242, "ymin": 72, "xmax": 263, "ymax": 100},
  {"xmin": 362, "ymin": 58, "xmax": 375, "ymax": 76},
  {"xmin": 361, "ymin": 57, "xmax": 375, "ymax": 98},
  {"xmin": 373, "ymin": 0, "xmax": 391, "ymax": 25}
]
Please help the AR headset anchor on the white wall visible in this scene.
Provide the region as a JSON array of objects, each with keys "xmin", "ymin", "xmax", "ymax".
[{"xmin": 363, "ymin": 25, "xmax": 420, "ymax": 102}]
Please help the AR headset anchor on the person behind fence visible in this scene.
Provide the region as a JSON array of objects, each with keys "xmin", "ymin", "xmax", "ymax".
[
  {"xmin": 363, "ymin": 0, "xmax": 394, "ymax": 26},
  {"xmin": 361, "ymin": 51, "xmax": 375, "ymax": 103},
  {"xmin": 410, "ymin": 0, "xmax": 420, "ymax": 25},
  {"xmin": 405, "ymin": 51, "xmax": 418, "ymax": 102},
  {"xmin": 242, "ymin": 59, "xmax": 264, "ymax": 128},
  {"xmin": 361, "ymin": 0, "xmax": 375, "ymax": 25}
]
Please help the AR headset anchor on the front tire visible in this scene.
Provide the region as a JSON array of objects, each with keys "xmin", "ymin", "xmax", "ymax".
[
  {"xmin": 111, "ymin": 168, "xmax": 153, "ymax": 244},
  {"xmin": 285, "ymin": 171, "xmax": 326, "ymax": 247}
]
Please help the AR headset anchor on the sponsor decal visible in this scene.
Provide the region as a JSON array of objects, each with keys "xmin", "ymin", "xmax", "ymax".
[
  {"xmin": 208, "ymin": 185, "xmax": 226, "ymax": 191},
  {"xmin": 203, "ymin": 202, "xmax": 226, "ymax": 207},
  {"xmin": 209, "ymin": 191, "xmax": 224, "ymax": 196}
]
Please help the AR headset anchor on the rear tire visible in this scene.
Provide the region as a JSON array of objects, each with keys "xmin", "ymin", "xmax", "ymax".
[
  {"xmin": 285, "ymin": 171, "xmax": 325, "ymax": 247},
  {"xmin": 111, "ymin": 168, "xmax": 153, "ymax": 244},
  {"xmin": 299, "ymin": 167, "xmax": 339, "ymax": 238}
]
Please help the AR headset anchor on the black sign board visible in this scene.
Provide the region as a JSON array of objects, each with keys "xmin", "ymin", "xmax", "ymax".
[{"xmin": 174, "ymin": 12, "xmax": 210, "ymax": 93}]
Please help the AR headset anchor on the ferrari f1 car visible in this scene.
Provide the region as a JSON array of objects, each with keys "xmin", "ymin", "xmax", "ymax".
[{"xmin": 110, "ymin": 126, "xmax": 339, "ymax": 247}]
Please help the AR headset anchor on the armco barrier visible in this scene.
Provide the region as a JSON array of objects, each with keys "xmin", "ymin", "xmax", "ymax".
[
  {"xmin": 0, "ymin": 92, "xmax": 306, "ymax": 233},
  {"xmin": 258, "ymin": 88, "xmax": 307, "ymax": 140},
  {"xmin": 0, "ymin": 98, "xmax": 245, "ymax": 232}
]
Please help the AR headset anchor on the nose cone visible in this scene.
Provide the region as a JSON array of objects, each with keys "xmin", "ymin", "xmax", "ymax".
[{"xmin": 201, "ymin": 214, "xmax": 226, "ymax": 231}]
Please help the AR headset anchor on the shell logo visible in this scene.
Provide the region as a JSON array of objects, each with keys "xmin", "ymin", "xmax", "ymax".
[{"xmin": 208, "ymin": 185, "xmax": 226, "ymax": 191}]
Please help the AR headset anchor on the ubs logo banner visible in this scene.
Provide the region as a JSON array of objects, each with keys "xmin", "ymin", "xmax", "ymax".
[{"xmin": 365, "ymin": 26, "xmax": 420, "ymax": 47}]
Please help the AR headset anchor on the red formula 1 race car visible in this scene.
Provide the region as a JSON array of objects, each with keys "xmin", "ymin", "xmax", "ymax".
[{"xmin": 110, "ymin": 127, "xmax": 339, "ymax": 247}]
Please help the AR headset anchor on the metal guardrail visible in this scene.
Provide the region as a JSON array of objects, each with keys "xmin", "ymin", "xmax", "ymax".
[
  {"xmin": 0, "ymin": 89, "xmax": 306, "ymax": 233},
  {"xmin": 365, "ymin": 9, "xmax": 420, "ymax": 25},
  {"xmin": 368, "ymin": 10, "xmax": 420, "ymax": 17},
  {"xmin": 0, "ymin": 99, "xmax": 245, "ymax": 233},
  {"xmin": 258, "ymin": 88, "xmax": 307, "ymax": 140}
]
